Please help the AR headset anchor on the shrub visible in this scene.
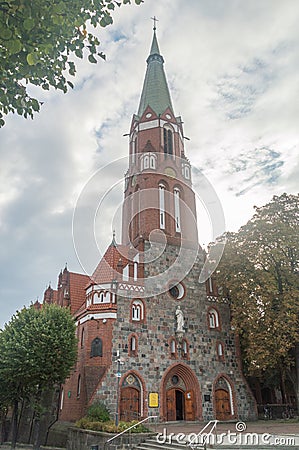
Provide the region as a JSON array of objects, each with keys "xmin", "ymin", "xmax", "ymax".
[
  {"xmin": 75, "ymin": 418, "xmax": 149, "ymax": 433},
  {"xmin": 87, "ymin": 401, "xmax": 110, "ymax": 422}
]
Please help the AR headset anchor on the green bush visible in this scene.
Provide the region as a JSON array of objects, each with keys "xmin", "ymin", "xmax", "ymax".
[
  {"xmin": 75, "ymin": 418, "xmax": 149, "ymax": 433},
  {"xmin": 87, "ymin": 401, "xmax": 111, "ymax": 422}
]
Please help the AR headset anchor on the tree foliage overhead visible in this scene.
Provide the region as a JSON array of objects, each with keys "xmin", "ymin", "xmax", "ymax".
[
  {"xmin": 0, "ymin": 0, "xmax": 143, "ymax": 126},
  {"xmin": 215, "ymin": 193, "xmax": 299, "ymax": 376}
]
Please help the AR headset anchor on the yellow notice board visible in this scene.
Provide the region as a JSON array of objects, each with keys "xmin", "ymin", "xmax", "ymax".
[{"xmin": 149, "ymin": 392, "xmax": 159, "ymax": 408}]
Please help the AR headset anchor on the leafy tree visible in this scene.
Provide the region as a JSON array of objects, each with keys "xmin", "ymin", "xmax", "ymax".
[
  {"xmin": 215, "ymin": 193, "xmax": 299, "ymax": 410},
  {"xmin": 0, "ymin": 0, "xmax": 143, "ymax": 127},
  {"xmin": 0, "ymin": 304, "xmax": 77, "ymax": 449}
]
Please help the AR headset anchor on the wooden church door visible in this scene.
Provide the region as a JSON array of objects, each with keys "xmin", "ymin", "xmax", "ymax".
[
  {"xmin": 185, "ymin": 390, "xmax": 195, "ymax": 421},
  {"xmin": 215, "ymin": 389, "xmax": 231, "ymax": 420},
  {"xmin": 166, "ymin": 389, "xmax": 176, "ymax": 421},
  {"xmin": 120, "ymin": 387, "xmax": 140, "ymax": 421}
]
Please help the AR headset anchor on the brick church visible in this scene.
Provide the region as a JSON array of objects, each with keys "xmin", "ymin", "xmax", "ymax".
[{"xmin": 43, "ymin": 27, "xmax": 257, "ymax": 423}]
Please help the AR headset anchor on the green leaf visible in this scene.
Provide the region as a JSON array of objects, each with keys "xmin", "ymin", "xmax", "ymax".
[
  {"xmin": 6, "ymin": 39, "xmax": 22, "ymax": 54},
  {"xmin": 31, "ymin": 99, "xmax": 40, "ymax": 112},
  {"xmin": 23, "ymin": 18, "xmax": 35, "ymax": 31},
  {"xmin": 67, "ymin": 81, "xmax": 74, "ymax": 89},
  {"xmin": 0, "ymin": 25, "xmax": 12, "ymax": 40},
  {"xmin": 88, "ymin": 54, "xmax": 97, "ymax": 63},
  {"xmin": 27, "ymin": 52, "xmax": 38, "ymax": 66}
]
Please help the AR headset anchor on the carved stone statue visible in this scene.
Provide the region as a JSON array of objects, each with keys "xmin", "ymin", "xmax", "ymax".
[{"xmin": 175, "ymin": 305, "xmax": 184, "ymax": 332}]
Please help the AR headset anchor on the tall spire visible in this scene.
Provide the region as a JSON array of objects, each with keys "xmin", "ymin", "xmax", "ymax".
[{"xmin": 137, "ymin": 26, "xmax": 174, "ymax": 117}]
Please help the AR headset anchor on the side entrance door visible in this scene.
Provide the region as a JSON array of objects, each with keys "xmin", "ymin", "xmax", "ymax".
[
  {"xmin": 120, "ymin": 386, "xmax": 140, "ymax": 421},
  {"xmin": 215, "ymin": 389, "xmax": 231, "ymax": 420}
]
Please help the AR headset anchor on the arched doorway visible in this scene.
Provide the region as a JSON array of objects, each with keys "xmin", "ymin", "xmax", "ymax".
[
  {"xmin": 162, "ymin": 363, "xmax": 201, "ymax": 421},
  {"xmin": 120, "ymin": 373, "xmax": 142, "ymax": 421},
  {"xmin": 214, "ymin": 376, "xmax": 235, "ymax": 420}
]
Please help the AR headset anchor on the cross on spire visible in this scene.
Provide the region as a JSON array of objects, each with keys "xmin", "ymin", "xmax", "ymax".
[{"xmin": 151, "ymin": 16, "xmax": 158, "ymax": 31}]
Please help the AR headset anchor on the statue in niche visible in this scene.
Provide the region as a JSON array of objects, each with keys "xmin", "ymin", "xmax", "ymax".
[{"xmin": 175, "ymin": 305, "xmax": 184, "ymax": 333}]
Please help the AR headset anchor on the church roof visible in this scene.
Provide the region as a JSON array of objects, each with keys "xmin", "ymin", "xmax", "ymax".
[
  {"xmin": 91, "ymin": 241, "xmax": 129, "ymax": 285},
  {"xmin": 69, "ymin": 272, "xmax": 91, "ymax": 314},
  {"xmin": 137, "ymin": 30, "xmax": 174, "ymax": 117}
]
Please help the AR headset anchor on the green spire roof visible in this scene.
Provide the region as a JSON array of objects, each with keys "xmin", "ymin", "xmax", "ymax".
[{"xmin": 137, "ymin": 30, "xmax": 174, "ymax": 117}]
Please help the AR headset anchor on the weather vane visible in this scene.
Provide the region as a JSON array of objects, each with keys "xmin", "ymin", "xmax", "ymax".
[{"xmin": 151, "ymin": 16, "xmax": 158, "ymax": 31}]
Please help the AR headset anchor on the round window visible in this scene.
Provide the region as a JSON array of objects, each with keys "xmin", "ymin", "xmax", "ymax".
[
  {"xmin": 168, "ymin": 281, "xmax": 185, "ymax": 300},
  {"xmin": 171, "ymin": 375, "xmax": 179, "ymax": 385}
]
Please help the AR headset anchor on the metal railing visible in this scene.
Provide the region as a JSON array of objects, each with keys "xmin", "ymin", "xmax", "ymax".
[{"xmin": 103, "ymin": 415, "xmax": 158, "ymax": 450}]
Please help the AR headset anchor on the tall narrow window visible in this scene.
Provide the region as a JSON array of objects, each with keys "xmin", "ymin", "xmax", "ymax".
[
  {"xmin": 208, "ymin": 277, "xmax": 213, "ymax": 293},
  {"xmin": 77, "ymin": 375, "xmax": 81, "ymax": 397},
  {"xmin": 129, "ymin": 335, "xmax": 138, "ymax": 356},
  {"xmin": 174, "ymin": 188, "xmax": 181, "ymax": 233},
  {"xmin": 81, "ymin": 328, "xmax": 85, "ymax": 348},
  {"xmin": 164, "ymin": 128, "xmax": 173, "ymax": 155},
  {"xmin": 123, "ymin": 264, "xmax": 129, "ymax": 282},
  {"xmin": 159, "ymin": 184, "xmax": 165, "ymax": 230},
  {"xmin": 133, "ymin": 254, "xmax": 139, "ymax": 281}
]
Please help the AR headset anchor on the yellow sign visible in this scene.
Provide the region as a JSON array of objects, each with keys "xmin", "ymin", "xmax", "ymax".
[{"xmin": 149, "ymin": 392, "xmax": 159, "ymax": 408}]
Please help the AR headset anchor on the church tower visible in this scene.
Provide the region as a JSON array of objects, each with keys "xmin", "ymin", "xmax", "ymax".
[
  {"xmin": 57, "ymin": 26, "xmax": 257, "ymax": 424},
  {"xmin": 122, "ymin": 28, "xmax": 198, "ymax": 250}
]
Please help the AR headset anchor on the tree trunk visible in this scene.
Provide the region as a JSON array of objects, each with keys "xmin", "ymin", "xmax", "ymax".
[
  {"xmin": 280, "ymin": 367, "xmax": 287, "ymax": 404},
  {"xmin": 32, "ymin": 389, "xmax": 42, "ymax": 450},
  {"xmin": 10, "ymin": 400, "xmax": 18, "ymax": 449},
  {"xmin": 33, "ymin": 417, "xmax": 41, "ymax": 450}
]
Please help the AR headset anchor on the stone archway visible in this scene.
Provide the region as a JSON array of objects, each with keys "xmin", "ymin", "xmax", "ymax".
[
  {"xmin": 161, "ymin": 363, "xmax": 202, "ymax": 421},
  {"xmin": 214, "ymin": 375, "xmax": 236, "ymax": 420},
  {"xmin": 120, "ymin": 373, "xmax": 143, "ymax": 421}
]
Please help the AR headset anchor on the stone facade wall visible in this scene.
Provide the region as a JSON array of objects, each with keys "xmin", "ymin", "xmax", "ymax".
[{"xmin": 93, "ymin": 242, "xmax": 257, "ymax": 421}]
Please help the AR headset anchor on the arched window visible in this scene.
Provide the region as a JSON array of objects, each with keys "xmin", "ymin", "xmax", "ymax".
[
  {"xmin": 217, "ymin": 342, "xmax": 224, "ymax": 361},
  {"xmin": 171, "ymin": 339, "xmax": 176, "ymax": 353},
  {"xmin": 159, "ymin": 184, "xmax": 165, "ymax": 229},
  {"xmin": 182, "ymin": 339, "xmax": 188, "ymax": 359},
  {"xmin": 163, "ymin": 128, "xmax": 173, "ymax": 155},
  {"xmin": 123, "ymin": 264, "xmax": 129, "ymax": 282},
  {"xmin": 131, "ymin": 136, "xmax": 137, "ymax": 164},
  {"xmin": 131, "ymin": 299, "xmax": 144, "ymax": 321},
  {"xmin": 129, "ymin": 334, "xmax": 138, "ymax": 356},
  {"xmin": 133, "ymin": 254, "xmax": 139, "ymax": 281},
  {"xmin": 77, "ymin": 375, "xmax": 81, "ymax": 398},
  {"xmin": 174, "ymin": 188, "xmax": 181, "ymax": 233},
  {"xmin": 144, "ymin": 155, "xmax": 149, "ymax": 169},
  {"xmin": 81, "ymin": 328, "xmax": 85, "ymax": 348},
  {"xmin": 208, "ymin": 308, "xmax": 220, "ymax": 329},
  {"xmin": 150, "ymin": 155, "xmax": 156, "ymax": 169},
  {"xmin": 90, "ymin": 337, "xmax": 103, "ymax": 357}
]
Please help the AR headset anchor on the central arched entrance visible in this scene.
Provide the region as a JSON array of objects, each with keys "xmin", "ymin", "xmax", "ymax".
[{"xmin": 161, "ymin": 363, "xmax": 202, "ymax": 421}]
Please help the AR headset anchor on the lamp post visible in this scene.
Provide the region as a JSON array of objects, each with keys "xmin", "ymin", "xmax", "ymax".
[{"xmin": 115, "ymin": 350, "xmax": 124, "ymax": 427}]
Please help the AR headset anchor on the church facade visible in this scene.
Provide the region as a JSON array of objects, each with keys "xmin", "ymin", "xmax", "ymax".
[{"xmin": 44, "ymin": 29, "xmax": 257, "ymax": 423}]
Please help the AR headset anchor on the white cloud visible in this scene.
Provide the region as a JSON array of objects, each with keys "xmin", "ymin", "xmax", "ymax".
[{"xmin": 0, "ymin": 0, "xmax": 298, "ymax": 327}]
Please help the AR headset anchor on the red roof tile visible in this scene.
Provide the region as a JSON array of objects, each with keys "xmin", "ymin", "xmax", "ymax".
[
  {"xmin": 69, "ymin": 272, "xmax": 91, "ymax": 314},
  {"xmin": 91, "ymin": 242, "xmax": 130, "ymax": 284}
]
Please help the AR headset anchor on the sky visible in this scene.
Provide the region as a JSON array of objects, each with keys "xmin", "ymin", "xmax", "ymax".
[{"xmin": 0, "ymin": 0, "xmax": 298, "ymax": 328}]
